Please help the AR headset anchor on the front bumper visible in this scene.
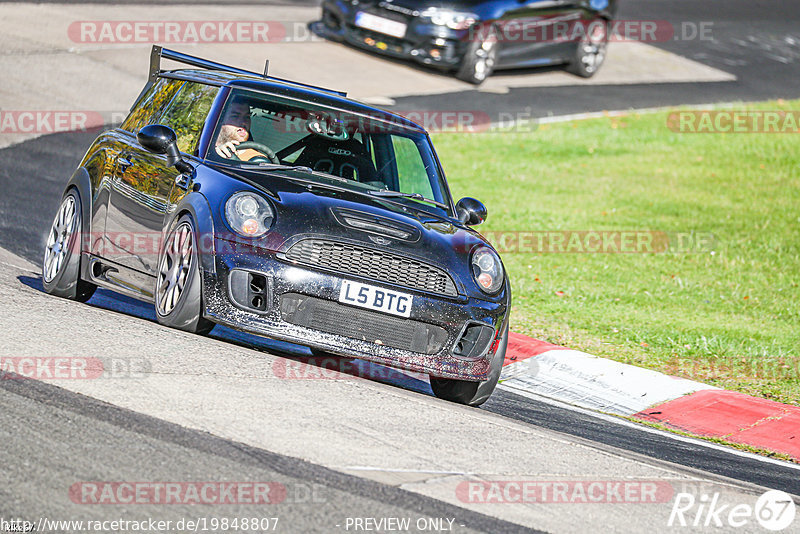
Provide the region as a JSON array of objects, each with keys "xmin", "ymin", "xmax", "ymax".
[
  {"xmin": 201, "ymin": 239, "xmax": 508, "ymax": 381},
  {"xmin": 310, "ymin": 11, "xmax": 470, "ymax": 69}
]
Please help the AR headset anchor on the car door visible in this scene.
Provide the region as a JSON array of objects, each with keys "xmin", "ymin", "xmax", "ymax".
[
  {"xmin": 104, "ymin": 134, "xmax": 180, "ymax": 279},
  {"xmin": 103, "ymin": 79, "xmax": 218, "ymax": 291},
  {"xmin": 495, "ymin": 0, "xmax": 583, "ymax": 68},
  {"xmin": 102, "ymin": 78, "xmax": 182, "ymax": 287}
]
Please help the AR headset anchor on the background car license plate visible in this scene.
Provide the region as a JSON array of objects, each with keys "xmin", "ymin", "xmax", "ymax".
[
  {"xmin": 354, "ymin": 12, "xmax": 408, "ymax": 39},
  {"xmin": 339, "ymin": 280, "xmax": 412, "ymax": 318}
]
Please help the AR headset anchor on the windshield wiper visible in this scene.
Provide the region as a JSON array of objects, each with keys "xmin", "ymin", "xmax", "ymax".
[
  {"xmin": 367, "ymin": 190, "xmax": 449, "ymax": 210},
  {"xmin": 255, "ymin": 163, "xmax": 354, "ymax": 182},
  {"xmin": 247, "ymin": 163, "xmax": 452, "ymax": 216}
]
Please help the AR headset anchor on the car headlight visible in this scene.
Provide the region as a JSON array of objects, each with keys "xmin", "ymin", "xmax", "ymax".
[
  {"xmin": 224, "ymin": 192, "xmax": 274, "ymax": 237},
  {"xmin": 471, "ymin": 246, "xmax": 504, "ymax": 294},
  {"xmin": 420, "ymin": 8, "xmax": 478, "ymax": 30}
]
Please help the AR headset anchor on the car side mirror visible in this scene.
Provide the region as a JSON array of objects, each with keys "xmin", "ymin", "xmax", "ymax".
[
  {"xmin": 137, "ymin": 124, "xmax": 193, "ymax": 174},
  {"xmin": 456, "ymin": 197, "xmax": 487, "ymax": 226}
]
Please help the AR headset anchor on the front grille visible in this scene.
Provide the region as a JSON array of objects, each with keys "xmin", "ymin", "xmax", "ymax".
[
  {"xmin": 285, "ymin": 239, "xmax": 458, "ymax": 297},
  {"xmin": 280, "ymin": 293, "xmax": 448, "ymax": 354}
]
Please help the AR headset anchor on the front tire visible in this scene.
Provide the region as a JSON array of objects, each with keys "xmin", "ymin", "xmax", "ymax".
[
  {"xmin": 456, "ymin": 27, "xmax": 498, "ymax": 85},
  {"xmin": 566, "ymin": 18, "xmax": 609, "ymax": 78},
  {"xmin": 155, "ymin": 215, "xmax": 214, "ymax": 335},
  {"xmin": 42, "ymin": 189, "xmax": 96, "ymax": 302},
  {"xmin": 430, "ymin": 324, "xmax": 508, "ymax": 407}
]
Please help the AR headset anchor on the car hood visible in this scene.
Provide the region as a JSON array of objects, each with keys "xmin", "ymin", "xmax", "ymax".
[{"xmin": 211, "ymin": 166, "xmax": 502, "ymax": 300}]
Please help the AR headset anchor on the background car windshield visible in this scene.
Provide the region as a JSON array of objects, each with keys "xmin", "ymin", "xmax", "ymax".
[{"xmin": 207, "ymin": 89, "xmax": 451, "ymax": 212}]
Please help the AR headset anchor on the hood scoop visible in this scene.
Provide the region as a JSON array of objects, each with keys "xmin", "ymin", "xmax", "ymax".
[{"xmin": 332, "ymin": 207, "xmax": 421, "ymax": 243}]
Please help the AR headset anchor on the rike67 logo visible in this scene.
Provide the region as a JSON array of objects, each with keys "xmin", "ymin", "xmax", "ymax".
[{"xmin": 668, "ymin": 490, "xmax": 796, "ymax": 531}]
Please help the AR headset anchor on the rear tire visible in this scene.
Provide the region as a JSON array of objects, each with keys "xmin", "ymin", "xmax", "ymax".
[
  {"xmin": 42, "ymin": 189, "xmax": 96, "ymax": 302},
  {"xmin": 155, "ymin": 215, "xmax": 215, "ymax": 335},
  {"xmin": 430, "ymin": 324, "xmax": 508, "ymax": 407}
]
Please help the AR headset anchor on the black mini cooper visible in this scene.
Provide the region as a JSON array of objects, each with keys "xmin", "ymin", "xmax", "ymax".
[{"xmin": 43, "ymin": 47, "xmax": 510, "ymax": 406}]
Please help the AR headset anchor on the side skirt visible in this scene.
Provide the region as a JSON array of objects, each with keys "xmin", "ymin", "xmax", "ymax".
[{"xmin": 81, "ymin": 253, "xmax": 156, "ymax": 304}]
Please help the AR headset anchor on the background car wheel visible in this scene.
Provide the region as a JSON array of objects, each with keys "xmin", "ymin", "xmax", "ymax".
[
  {"xmin": 155, "ymin": 215, "xmax": 214, "ymax": 335},
  {"xmin": 567, "ymin": 18, "xmax": 609, "ymax": 78},
  {"xmin": 429, "ymin": 324, "xmax": 508, "ymax": 407},
  {"xmin": 456, "ymin": 27, "xmax": 498, "ymax": 85},
  {"xmin": 42, "ymin": 189, "xmax": 96, "ymax": 302}
]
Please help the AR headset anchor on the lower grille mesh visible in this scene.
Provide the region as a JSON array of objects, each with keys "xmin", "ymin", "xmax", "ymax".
[{"xmin": 280, "ymin": 293, "xmax": 448, "ymax": 355}]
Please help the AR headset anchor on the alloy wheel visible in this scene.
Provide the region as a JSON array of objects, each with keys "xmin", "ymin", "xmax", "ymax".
[
  {"xmin": 473, "ymin": 38, "xmax": 497, "ymax": 82},
  {"xmin": 578, "ymin": 21, "xmax": 608, "ymax": 74},
  {"xmin": 157, "ymin": 222, "xmax": 194, "ymax": 315},
  {"xmin": 43, "ymin": 195, "xmax": 78, "ymax": 283}
]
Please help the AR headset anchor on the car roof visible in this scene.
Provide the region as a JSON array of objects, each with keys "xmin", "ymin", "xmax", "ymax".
[{"xmin": 162, "ymin": 69, "xmax": 425, "ymax": 132}]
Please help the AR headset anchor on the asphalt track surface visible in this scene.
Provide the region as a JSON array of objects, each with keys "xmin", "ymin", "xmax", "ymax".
[{"xmin": 0, "ymin": 376, "xmax": 527, "ymax": 534}]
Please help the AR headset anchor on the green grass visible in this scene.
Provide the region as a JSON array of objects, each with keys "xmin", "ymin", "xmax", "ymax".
[{"xmin": 434, "ymin": 100, "xmax": 800, "ymax": 406}]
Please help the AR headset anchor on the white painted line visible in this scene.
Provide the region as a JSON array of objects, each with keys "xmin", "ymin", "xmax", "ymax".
[
  {"xmin": 0, "ymin": 260, "xmax": 37, "ymax": 273},
  {"xmin": 344, "ymin": 467, "xmax": 471, "ymax": 475}
]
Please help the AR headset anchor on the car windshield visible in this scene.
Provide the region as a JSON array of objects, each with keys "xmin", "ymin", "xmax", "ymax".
[{"xmin": 205, "ymin": 89, "xmax": 452, "ymax": 215}]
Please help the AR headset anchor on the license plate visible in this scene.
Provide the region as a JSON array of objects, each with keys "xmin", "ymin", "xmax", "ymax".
[
  {"xmin": 339, "ymin": 280, "xmax": 413, "ymax": 318},
  {"xmin": 354, "ymin": 12, "xmax": 407, "ymax": 39}
]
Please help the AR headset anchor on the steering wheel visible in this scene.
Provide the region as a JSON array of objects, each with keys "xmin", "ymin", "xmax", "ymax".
[{"xmin": 232, "ymin": 141, "xmax": 280, "ymax": 164}]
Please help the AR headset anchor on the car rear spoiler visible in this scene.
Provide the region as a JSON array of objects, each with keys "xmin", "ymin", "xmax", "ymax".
[{"xmin": 131, "ymin": 45, "xmax": 347, "ymax": 111}]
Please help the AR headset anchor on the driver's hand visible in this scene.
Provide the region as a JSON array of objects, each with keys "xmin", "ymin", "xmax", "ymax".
[{"xmin": 215, "ymin": 140, "xmax": 240, "ymax": 158}]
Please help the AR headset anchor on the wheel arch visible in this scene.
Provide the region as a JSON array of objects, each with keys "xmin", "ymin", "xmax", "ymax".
[{"xmin": 64, "ymin": 167, "xmax": 93, "ymax": 255}]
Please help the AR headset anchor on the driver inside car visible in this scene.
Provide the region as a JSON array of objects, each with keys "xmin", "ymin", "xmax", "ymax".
[{"xmin": 214, "ymin": 98, "xmax": 270, "ymax": 161}]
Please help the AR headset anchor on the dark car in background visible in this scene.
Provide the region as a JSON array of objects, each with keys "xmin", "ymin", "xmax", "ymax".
[
  {"xmin": 42, "ymin": 47, "xmax": 510, "ymax": 406},
  {"xmin": 312, "ymin": 0, "xmax": 617, "ymax": 84}
]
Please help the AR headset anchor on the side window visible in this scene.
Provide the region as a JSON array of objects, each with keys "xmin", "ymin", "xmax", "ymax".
[
  {"xmin": 160, "ymin": 82, "xmax": 219, "ymax": 154},
  {"xmin": 121, "ymin": 78, "xmax": 183, "ymax": 133},
  {"xmin": 392, "ymin": 136, "xmax": 435, "ymax": 198}
]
